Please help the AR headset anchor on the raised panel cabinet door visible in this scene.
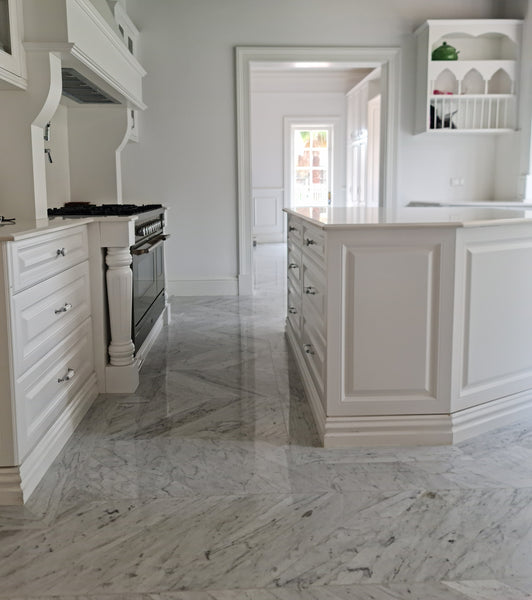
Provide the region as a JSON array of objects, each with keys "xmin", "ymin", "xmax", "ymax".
[
  {"xmin": 9, "ymin": 226, "xmax": 89, "ymax": 292},
  {"xmin": 11, "ymin": 262, "xmax": 91, "ymax": 376}
]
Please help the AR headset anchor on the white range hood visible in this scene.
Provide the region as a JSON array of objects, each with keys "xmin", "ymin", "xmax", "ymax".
[{"xmin": 22, "ymin": 0, "xmax": 146, "ymax": 109}]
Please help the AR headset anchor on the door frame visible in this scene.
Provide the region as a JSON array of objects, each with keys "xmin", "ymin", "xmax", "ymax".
[{"xmin": 236, "ymin": 46, "xmax": 401, "ymax": 295}]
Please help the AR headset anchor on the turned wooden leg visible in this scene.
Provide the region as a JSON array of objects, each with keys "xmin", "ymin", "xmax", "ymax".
[{"xmin": 105, "ymin": 247, "xmax": 135, "ymax": 366}]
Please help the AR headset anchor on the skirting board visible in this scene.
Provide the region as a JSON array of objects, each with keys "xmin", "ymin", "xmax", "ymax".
[
  {"xmin": 285, "ymin": 321, "xmax": 532, "ymax": 448},
  {"xmin": 0, "ymin": 374, "xmax": 98, "ymax": 505},
  {"xmin": 167, "ymin": 277, "xmax": 238, "ymax": 296}
]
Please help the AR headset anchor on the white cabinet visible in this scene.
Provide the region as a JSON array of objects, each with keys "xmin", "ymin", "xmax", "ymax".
[
  {"xmin": 414, "ymin": 20, "xmax": 522, "ymax": 133},
  {"xmin": 0, "ymin": 224, "xmax": 98, "ymax": 504},
  {"xmin": 0, "ymin": 0, "xmax": 26, "ymax": 88},
  {"xmin": 285, "ymin": 208, "xmax": 532, "ymax": 449}
]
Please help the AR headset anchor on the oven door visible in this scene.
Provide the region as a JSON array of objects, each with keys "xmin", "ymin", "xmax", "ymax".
[{"xmin": 131, "ymin": 235, "xmax": 167, "ymax": 350}]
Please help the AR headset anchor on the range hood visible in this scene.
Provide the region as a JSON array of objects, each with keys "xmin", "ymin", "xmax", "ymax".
[
  {"xmin": 23, "ymin": 0, "xmax": 146, "ymax": 110},
  {"xmin": 61, "ymin": 68, "xmax": 120, "ymax": 104}
]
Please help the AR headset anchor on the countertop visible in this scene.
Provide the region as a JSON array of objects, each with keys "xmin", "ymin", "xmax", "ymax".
[
  {"xmin": 284, "ymin": 206, "xmax": 532, "ymax": 229},
  {"xmin": 0, "ymin": 213, "xmax": 151, "ymax": 242},
  {"xmin": 0, "ymin": 217, "xmax": 96, "ymax": 242}
]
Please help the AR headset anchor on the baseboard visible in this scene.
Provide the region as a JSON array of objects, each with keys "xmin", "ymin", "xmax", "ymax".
[
  {"xmin": 167, "ymin": 277, "xmax": 238, "ymax": 296},
  {"xmin": 3, "ymin": 374, "xmax": 99, "ymax": 505},
  {"xmin": 0, "ymin": 469, "xmax": 23, "ymax": 505},
  {"xmin": 451, "ymin": 388, "xmax": 532, "ymax": 443},
  {"xmin": 286, "ymin": 320, "xmax": 532, "ymax": 448}
]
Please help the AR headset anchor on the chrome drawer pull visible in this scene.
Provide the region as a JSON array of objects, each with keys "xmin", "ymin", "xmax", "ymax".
[
  {"xmin": 303, "ymin": 344, "xmax": 314, "ymax": 355},
  {"xmin": 305, "ymin": 287, "xmax": 317, "ymax": 295},
  {"xmin": 305, "ymin": 238, "xmax": 316, "ymax": 246},
  {"xmin": 288, "ymin": 306, "xmax": 297, "ymax": 314},
  {"xmin": 58, "ymin": 368, "xmax": 75, "ymax": 383},
  {"xmin": 56, "ymin": 247, "xmax": 66, "ymax": 257},
  {"xmin": 54, "ymin": 302, "xmax": 72, "ymax": 315},
  {"xmin": 288, "ymin": 263, "xmax": 299, "ymax": 269}
]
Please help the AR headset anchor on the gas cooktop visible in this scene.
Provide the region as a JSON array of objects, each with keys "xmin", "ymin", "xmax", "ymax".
[{"xmin": 48, "ymin": 204, "xmax": 163, "ymax": 217}]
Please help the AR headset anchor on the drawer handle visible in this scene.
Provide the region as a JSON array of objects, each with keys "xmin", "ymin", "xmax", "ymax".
[
  {"xmin": 305, "ymin": 238, "xmax": 316, "ymax": 246},
  {"xmin": 54, "ymin": 302, "xmax": 73, "ymax": 315},
  {"xmin": 305, "ymin": 287, "xmax": 317, "ymax": 295},
  {"xmin": 303, "ymin": 344, "xmax": 315, "ymax": 355},
  {"xmin": 56, "ymin": 247, "xmax": 66, "ymax": 257},
  {"xmin": 288, "ymin": 306, "xmax": 297, "ymax": 314},
  {"xmin": 288, "ymin": 263, "xmax": 299, "ymax": 270},
  {"xmin": 58, "ymin": 368, "xmax": 75, "ymax": 383},
  {"xmin": 288, "ymin": 226, "xmax": 297, "ymax": 232}
]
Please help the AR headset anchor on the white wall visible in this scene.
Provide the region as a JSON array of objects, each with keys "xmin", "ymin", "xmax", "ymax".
[
  {"xmin": 251, "ymin": 71, "xmax": 352, "ymax": 206},
  {"xmin": 122, "ymin": 0, "xmax": 527, "ymax": 294}
]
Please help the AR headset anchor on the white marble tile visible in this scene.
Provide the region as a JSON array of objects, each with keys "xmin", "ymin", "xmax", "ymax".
[
  {"xmin": 443, "ymin": 580, "xmax": 532, "ymax": 599},
  {"xmin": 3, "ymin": 245, "xmax": 532, "ymax": 600}
]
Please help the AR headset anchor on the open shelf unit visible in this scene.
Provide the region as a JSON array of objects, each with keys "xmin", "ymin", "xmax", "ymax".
[{"xmin": 414, "ymin": 20, "xmax": 522, "ymax": 134}]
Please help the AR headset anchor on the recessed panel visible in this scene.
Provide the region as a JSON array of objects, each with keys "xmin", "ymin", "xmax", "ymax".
[
  {"xmin": 462, "ymin": 241, "xmax": 532, "ymax": 393},
  {"xmin": 343, "ymin": 245, "xmax": 439, "ymax": 398}
]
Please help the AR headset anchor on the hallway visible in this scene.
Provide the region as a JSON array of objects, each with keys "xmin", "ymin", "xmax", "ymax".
[{"xmin": 1, "ymin": 244, "xmax": 532, "ymax": 599}]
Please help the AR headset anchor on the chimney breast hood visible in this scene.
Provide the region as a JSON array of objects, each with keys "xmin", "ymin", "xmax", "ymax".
[{"xmin": 23, "ymin": 0, "xmax": 146, "ymax": 110}]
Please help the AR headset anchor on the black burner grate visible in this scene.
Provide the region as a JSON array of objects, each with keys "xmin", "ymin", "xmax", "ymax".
[{"xmin": 48, "ymin": 204, "xmax": 163, "ymax": 217}]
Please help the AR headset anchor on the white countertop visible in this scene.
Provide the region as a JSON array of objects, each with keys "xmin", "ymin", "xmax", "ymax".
[
  {"xmin": 0, "ymin": 217, "xmax": 96, "ymax": 242},
  {"xmin": 284, "ymin": 206, "xmax": 532, "ymax": 229},
  {"xmin": 0, "ymin": 213, "xmax": 156, "ymax": 242}
]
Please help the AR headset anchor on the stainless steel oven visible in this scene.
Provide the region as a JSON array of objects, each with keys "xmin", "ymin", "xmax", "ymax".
[{"xmin": 131, "ymin": 211, "xmax": 168, "ymax": 351}]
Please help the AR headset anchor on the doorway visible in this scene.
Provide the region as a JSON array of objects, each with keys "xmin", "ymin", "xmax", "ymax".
[
  {"xmin": 236, "ymin": 47, "xmax": 400, "ymax": 295},
  {"xmin": 286, "ymin": 120, "xmax": 335, "ymax": 209}
]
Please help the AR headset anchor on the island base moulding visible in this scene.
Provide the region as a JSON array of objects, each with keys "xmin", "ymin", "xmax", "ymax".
[{"xmin": 284, "ymin": 206, "xmax": 532, "ymax": 448}]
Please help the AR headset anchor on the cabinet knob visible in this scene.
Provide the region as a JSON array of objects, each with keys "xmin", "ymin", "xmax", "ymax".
[
  {"xmin": 54, "ymin": 302, "xmax": 73, "ymax": 315},
  {"xmin": 288, "ymin": 226, "xmax": 297, "ymax": 232},
  {"xmin": 305, "ymin": 287, "xmax": 317, "ymax": 295},
  {"xmin": 305, "ymin": 238, "xmax": 316, "ymax": 246},
  {"xmin": 288, "ymin": 263, "xmax": 298, "ymax": 270},
  {"xmin": 288, "ymin": 306, "xmax": 297, "ymax": 314},
  {"xmin": 303, "ymin": 344, "xmax": 314, "ymax": 355},
  {"xmin": 58, "ymin": 368, "xmax": 75, "ymax": 383},
  {"xmin": 56, "ymin": 248, "xmax": 66, "ymax": 257}
]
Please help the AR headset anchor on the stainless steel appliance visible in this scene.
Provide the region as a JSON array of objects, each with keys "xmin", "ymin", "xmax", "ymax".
[
  {"xmin": 48, "ymin": 203, "xmax": 168, "ymax": 351},
  {"xmin": 131, "ymin": 209, "xmax": 168, "ymax": 350}
]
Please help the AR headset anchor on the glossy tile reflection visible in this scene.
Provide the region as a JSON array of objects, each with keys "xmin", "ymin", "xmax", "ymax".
[{"xmin": 1, "ymin": 243, "xmax": 532, "ymax": 599}]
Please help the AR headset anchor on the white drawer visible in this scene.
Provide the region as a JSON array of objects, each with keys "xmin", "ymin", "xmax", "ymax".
[
  {"xmin": 11, "ymin": 262, "xmax": 91, "ymax": 377},
  {"xmin": 287, "ymin": 243, "xmax": 302, "ymax": 291},
  {"xmin": 287, "ymin": 280, "xmax": 302, "ymax": 338},
  {"xmin": 15, "ymin": 319, "xmax": 94, "ymax": 461},
  {"xmin": 287, "ymin": 217, "xmax": 303, "ymax": 246},
  {"xmin": 302, "ymin": 224, "xmax": 325, "ymax": 268},
  {"xmin": 301, "ymin": 316, "xmax": 326, "ymax": 401},
  {"xmin": 302, "ymin": 258, "xmax": 326, "ymax": 332},
  {"xmin": 9, "ymin": 226, "xmax": 89, "ymax": 293}
]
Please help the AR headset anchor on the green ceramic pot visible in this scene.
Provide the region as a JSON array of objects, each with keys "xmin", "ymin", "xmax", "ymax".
[{"xmin": 432, "ymin": 41, "xmax": 459, "ymax": 61}]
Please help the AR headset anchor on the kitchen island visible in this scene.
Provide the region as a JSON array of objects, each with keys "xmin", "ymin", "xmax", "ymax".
[{"xmin": 285, "ymin": 205, "xmax": 532, "ymax": 447}]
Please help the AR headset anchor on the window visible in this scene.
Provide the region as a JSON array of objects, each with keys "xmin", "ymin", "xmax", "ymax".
[{"xmin": 291, "ymin": 126, "xmax": 332, "ymax": 207}]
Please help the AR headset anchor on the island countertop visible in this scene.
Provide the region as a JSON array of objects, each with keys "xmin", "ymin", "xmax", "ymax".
[{"xmin": 284, "ymin": 205, "xmax": 532, "ymax": 229}]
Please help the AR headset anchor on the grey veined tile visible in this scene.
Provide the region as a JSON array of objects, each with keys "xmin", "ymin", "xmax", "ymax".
[
  {"xmin": 1, "ymin": 489, "xmax": 532, "ymax": 596},
  {"xmin": 443, "ymin": 580, "xmax": 532, "ymax": 599}
]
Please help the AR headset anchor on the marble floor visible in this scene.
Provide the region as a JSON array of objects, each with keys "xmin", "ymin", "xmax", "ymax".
[{"xmin": 2, "ymin": 243, "xmax": 532, "ymax": 599}]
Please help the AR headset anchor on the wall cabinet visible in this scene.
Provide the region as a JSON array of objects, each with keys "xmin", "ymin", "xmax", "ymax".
[
  {"xmin": 414, "ymin": 20, "xmax": 522, "ymax": 133},
  {"xmin": 0, "ymin": 224, "xmax": 98, "ymax": 504},
  {"xmin": 0, "ymin": 0, "xmax": 26, "ymax": 88}
]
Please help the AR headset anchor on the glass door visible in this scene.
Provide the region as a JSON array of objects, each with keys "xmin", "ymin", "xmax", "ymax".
[{"xmin": 291, "ymin": 126, "xmax": 332, "ymax": 207}]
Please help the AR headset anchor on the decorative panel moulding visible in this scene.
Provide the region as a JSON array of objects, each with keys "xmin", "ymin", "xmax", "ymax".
[{"xmin": 342, "ymin": 244, "xmax": 439, "ymax": 403}]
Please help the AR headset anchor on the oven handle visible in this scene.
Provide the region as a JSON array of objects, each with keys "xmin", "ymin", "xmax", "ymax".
[{"xmin": 131, "ymin": 234, "xmax": 170, "ymax": 256}]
